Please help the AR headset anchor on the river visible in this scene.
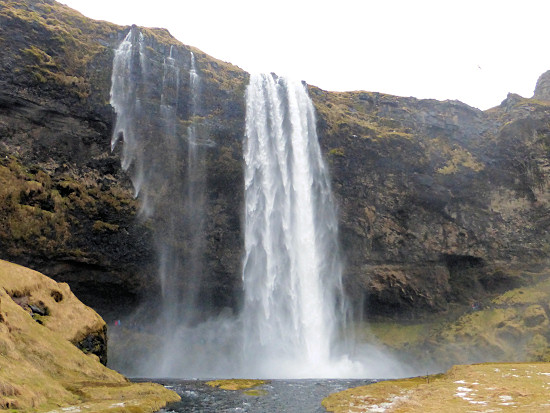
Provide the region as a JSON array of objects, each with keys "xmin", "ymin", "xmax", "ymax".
[{"xmin": 146, "ymin": 378, "xmax": 375, "ymax": 412}]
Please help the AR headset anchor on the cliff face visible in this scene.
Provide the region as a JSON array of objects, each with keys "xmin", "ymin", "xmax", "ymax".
[
  {"xmin": 0, "ymin": 0, "xmax": 247, "ymax": 320},
  {"xmin": 311, "ymin": 89, "xmax": 550, "ymax": 315},
  {"xmin": 534, "ymin": 70, "xmax": 550, "ymax": 101},
  {"xmin": 1, "ymin": 0, "xmax": 550, "ymax": 324},
  {"xmin": 0, "ymin": 0, "xmax": 150, "ymax": 318}
]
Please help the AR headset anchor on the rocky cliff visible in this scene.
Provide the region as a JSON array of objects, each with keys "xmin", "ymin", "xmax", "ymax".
[
  {"xmin": 1, "ymin": 0, "xmax": 550, "ymax": 336},
  {"xmin": 0, "ymin": 0, "xmax": 247, "ymax": 321},
  {"xmin": 311, "ymin": 88, "xmax": 550, "ymax": 316}
]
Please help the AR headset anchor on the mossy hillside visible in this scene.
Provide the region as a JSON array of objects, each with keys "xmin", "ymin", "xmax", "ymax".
[
  {"xmin": 0, "ymin": 259, "xmax": 180, "ymax": 411},
  {"xmin": 0, "ymin": 0, "xmax": 120, "ymax": 105},
  {"xmin": 0, "ymin": 154, "xmax": 138, "ymax": 264},
  {"xmin": 206, "ymin": 379, "xmax": 267, "ymax": 391},
  {"xmin": 322, "ymin": 362, "xmax": 550, "ymax": 412},
  {"xmin": 363, "ymin": 266, "xmax": 550, "ymax": 370},
  {"xmin": 0, "ymin": 259, "xmax": 104, "ymax": 346}
]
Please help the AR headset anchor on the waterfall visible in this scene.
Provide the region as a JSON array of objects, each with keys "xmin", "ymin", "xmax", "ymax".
[
  {"xmin": 110, "ymin": 30, "xmax": 214, "ymax": 373},
  {"xmin": 110, "ymin": 30, "xmax": 399, "ymax": 379},
  {"xmin": 179, "ymin": 50, "xmax": 207, "ymax": 320},
  {"xmin": 110, "ymin": 30, "xmax": 144, "ymax": 194},
  {"xmin": 242, "ymin": 73, "xmax": 347, "ymax": 377}
]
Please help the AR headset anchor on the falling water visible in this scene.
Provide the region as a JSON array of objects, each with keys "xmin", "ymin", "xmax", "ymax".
[
  {"xmin": 110, "ymin": 29, "xmax": 211, "ymax": 354},
  {"xmin": 242, "ymin": 73, "xmax": 348, "ymax": 377},
  {"xmin": 110, "ymin": 30, "xmax": 145, "ymax": 195},
  {"xmin": 179, "ymin": 50, "xmax": 207, "ymax": 321},
  {"xmin": 110, "ymin": 30, "xmax": 403, "ymax": 379},
  {"xmin": 187, "ymin": 51, "xmax": 199, "ymax": 148},
  {"xmin": 156, "ymin": 45, "xmax": 181, "ymax": 307}
]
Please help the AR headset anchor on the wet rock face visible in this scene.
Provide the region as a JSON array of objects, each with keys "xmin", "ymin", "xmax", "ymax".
[
  {"xmin": 0, "ymin": 0, "xmax": 247, "ymax": 320},
  {"xmin": 0, "ymin": 85, "xmax": 156, "ymax": 319},
  {"xmin": 311, "ymin": 87, "xmax": 550, "ymax": 315}
]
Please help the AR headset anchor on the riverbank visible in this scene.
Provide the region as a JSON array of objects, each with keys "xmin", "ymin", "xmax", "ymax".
[{"xmin": 323, "ymin": 362, "xmax": 550, "ymax": 412}]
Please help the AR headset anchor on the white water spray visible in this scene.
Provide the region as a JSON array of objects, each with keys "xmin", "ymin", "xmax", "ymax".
[
  {"xmin": 110, "ymin": 31, "xmax": 142, "ymax": 178},
  {"xmin": 242, "ymin": 73, "xmax": 349, "ymax": 377}
]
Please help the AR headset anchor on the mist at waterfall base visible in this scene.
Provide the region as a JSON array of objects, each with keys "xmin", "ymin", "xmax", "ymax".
[{"xmin": 109, "ymin": 30, "xmax": 408, "ymax": 379}]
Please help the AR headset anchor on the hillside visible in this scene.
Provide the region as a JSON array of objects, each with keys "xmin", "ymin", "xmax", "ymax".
[{"xmin": 0, "ymin": 259, "xmax": 179, "ymax": 411}]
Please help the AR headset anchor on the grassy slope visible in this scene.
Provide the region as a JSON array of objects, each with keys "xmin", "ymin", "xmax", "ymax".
[
  {"xmin": 206, "ymin": 379, "xmax": 267, "ymax": 391},
  {"xmin": 0, "ymin": 260, "xmax": 180, "ymax": 412},
  {"xmin": 360, "ymin": 266, "xmax": 550, "ymax": 370},
  {"xmin": 323, "ymin": 362, "xmax": 550, "ymax": 412},
  {"xmin": 325, "ymin": 266, "xmax": 550, "ymax": 411}
]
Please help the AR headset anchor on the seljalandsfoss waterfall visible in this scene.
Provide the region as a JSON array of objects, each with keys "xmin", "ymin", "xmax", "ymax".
[
  {"xmin": 242, "ymin": 74, "xmax": 349, "ymax": 377},
  {"xmin": 110, "ymin": 29, "xmax": 401, "ymax": 379}
]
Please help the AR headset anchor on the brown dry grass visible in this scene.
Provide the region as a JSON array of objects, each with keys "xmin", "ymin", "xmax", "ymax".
[
  {"xmin": 323, "ymin": 362, "xmax": 550, "ymax": 412},
  {"xmin": 0, "ymin": 259, "xmax": 104, "ymax": 343},
  {"xmin": 0, "ymin": 259, "xmax": 180, "ymax": 412},
  {"xmin": 206, "ymin": 379, "xmax": 267, "ymax": 391}
]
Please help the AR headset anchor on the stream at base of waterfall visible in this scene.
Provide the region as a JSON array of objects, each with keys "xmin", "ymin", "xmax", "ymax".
[{"xmin": 140, "ymin": 378, "xmax": 376, "ymax": 412}]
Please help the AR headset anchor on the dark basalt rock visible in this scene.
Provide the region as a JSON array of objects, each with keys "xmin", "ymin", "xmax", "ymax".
[
  {"xmin": 77, "ymin": 325, "xmax": 108, "ymax": 365},
  {"xmin": 1, "ymin": 0, "xmax": 550, "ymax": 323}
]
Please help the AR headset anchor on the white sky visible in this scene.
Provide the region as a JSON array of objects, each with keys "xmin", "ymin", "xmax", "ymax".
[{"xmin": 60, "ymin": 0, "xmax": 550, "ymax": 110}]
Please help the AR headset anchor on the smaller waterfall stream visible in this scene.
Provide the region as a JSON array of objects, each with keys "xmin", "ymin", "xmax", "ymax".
[
  {"xmin": 110, "ymin": 30, "xmax": 143, "ymax": 184},
  {"xmin": 179, "ymin": 50, "xmax": 207, "ymax": 322},
  {"xmin": 110, "ymin": 29, "xmax": 216, "ymax": 374}
]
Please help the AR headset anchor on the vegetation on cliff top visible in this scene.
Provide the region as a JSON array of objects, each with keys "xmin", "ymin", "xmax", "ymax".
[
  {"xmin": 0, "ymin": 259, "xmax": 180, "ymax": 411},
  {"xmin": 309, "ymin": 86, "xmax": 485, "ymax": 176},
  {"xmin": 0, "ymin": 0, "xmax": 247, "ymax": 105},
  {"xmin": 0, "ymin": 0, "xmax": 120, "ymax": 100}
]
